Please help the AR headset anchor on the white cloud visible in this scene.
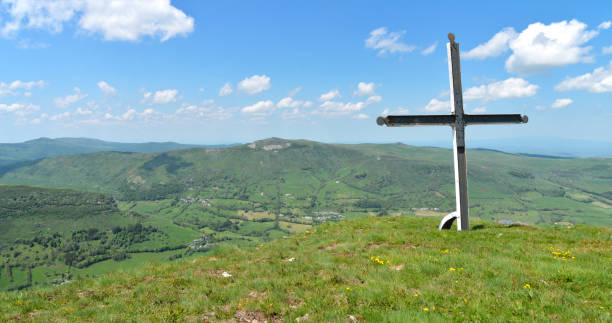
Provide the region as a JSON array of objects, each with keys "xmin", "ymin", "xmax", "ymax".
[
  {"xmin": 0, "ymin": 80, "xmax": 44, "ymax": 96},
  {"xmin": 463, "ymin": 78, "xmax": 538, "ymax": 102},
  {"xmin": 1, "ymin": 0, "xmax": 194, "ymax": 42},
  {"xmin": 555, "ymin": 60, "xmax": 612, "ymax": 93},
  {"xmin": 241, "ymin": 100, "xmax": 275, "ymax": 116},
  {"xmin": 219, "ymin": 82, "xmax": 233, "ymax": 96},
  {"xmin": 0, "ymin": 103, "xmax": 39, "ymax": 116},
  {"xmin": 277, "ymin": 97, "xmax": 313, "ymax": 109},
  {"xmin": 97, "ymin": 81, "xmax": 116, "ymax": 96},
  {"xmin": 54, "ymin": 87, "xmax": 88, "ymax": 108},
  {"xmin": 354, "ymin": 82, "xmax": 376, "ymax": 96},
  {"xmin": 175, "ymin": 104, "xmax": 235, "ymax": 120},
  {"xmin": 381, "ymin": 107, "xmax": 410, "ymax": 116},
  {"xmin": 550, "ymin": 98, "xmax": 573, "ymax": 109},
  {"xmin": 421, "ymin": 42, "xmax": 437, "ymax": 55},
  {"xmin": 366, "ymin": 95, "xmax": 382, "ymax": 104},
  {"xmin": 365, "ymin": 27, "xmax": 415, "ymax": 55},
  {"xmin": 354, "ymin": 113, "xmax": 369, "ymax": 120},
  {"xmin": 602, "ymin": 46, "xmax": 612, "ymax": 55},
  {"xmin": 423, "ymin": 99, "xmax": 451, "ymax": 112},
  {"xmin": 281, "ymin": 108, "xmax": 306, "ymax": 120},
  {"xmin": 142, "ymin": 89, "xmax": 179, "ymax": 104},
  {"xmin": 318, "ymin": 101, "xmax": 365, "ymax": 116},
  {"xmin": 463, "ymin": 27, "xmax": 517, "ymax": 59},
  {"xmin": 237, "ymin": 75, "xmax": 271, "ymax": 95},
  {"xmin": 319, "ymin": 89, "xmax": 341, "ymax": 101},
  {"xmin": 506, "ymin": 20, "xmax": 598, "ymax": 74},
  {"xmin": 537, "ymin": 98, "xmax": 574, "ymax": 111},
  {"xmin": 472, "ymin": 107, "xmax": 487, "ymax": 113},
  {"xmin": 288, "ymin": 86, "xmax": 302, "ymax": 97},
  {"xmin": 599, "ymin": 21, "xmax": 611, "ymax": 30}
]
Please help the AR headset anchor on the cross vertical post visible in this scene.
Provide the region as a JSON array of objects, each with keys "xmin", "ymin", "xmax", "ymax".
[
  {"xmin": 375, "ymin": 33, "xmax": 528, "ymax": 231},
  {"xmin": 447, "ymin": 33, "xmax": 469, "ymax": 231}
]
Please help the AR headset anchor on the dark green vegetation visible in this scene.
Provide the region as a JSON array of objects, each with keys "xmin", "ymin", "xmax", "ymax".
[
  {"xmin": 1, "ymin": 217, "xmax": 610, "ymax": 321},
  {"xmin": 1, "ymin": 138, "xmax": 611, "ymax": 294},
  {"xmin": 0, "ymin": 185, "xmax": 297, "ymax": 291}
]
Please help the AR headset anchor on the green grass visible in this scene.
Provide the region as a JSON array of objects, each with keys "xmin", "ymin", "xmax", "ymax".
[{"xmin": 1, "ymin": 217, "xmax": 610, "ymax": 321}]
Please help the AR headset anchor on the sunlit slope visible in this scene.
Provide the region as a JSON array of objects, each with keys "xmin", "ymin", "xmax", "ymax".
[
  {"xmin": 0, "ymin": 138, "xmax": 611, "ymax": 226},
  {"xmin": 1, "ymin": 217, "xmax": 610, "ymax": 321}
]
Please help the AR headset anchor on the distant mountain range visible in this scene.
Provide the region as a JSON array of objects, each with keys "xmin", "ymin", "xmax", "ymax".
[
  {"xmin": 0, "ymin": 137, "xmax": 236, "ymax": 167},
  {"xmin": 404, "ymin": 137, "xmax": 612, "ymax": 158}
]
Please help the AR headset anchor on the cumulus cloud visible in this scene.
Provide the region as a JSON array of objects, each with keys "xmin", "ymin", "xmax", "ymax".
[
  {"xmin": 551, "ymin": 98, "xmax": 573, "ymax": 109},
  {"xmin": 354, "ymin": 82, "xmax": 376, "ymax": 96},
  {"xmin": 463, "ymin": 78, "xmax": 538, "ymax": 102},
  {"xmin": 463, "ymin": 27, "xmax": 517, "ymax": 59},
  {"xmin": 277, "ymin": 97, "xmax": 313, "ymax": 109},
  {"xmin": 603, "ymin": 46, "xmax": 612, "ymax": 55},
  {"xmin": 506, "ymin": 20, "xmax": 599, "ymax": 74},
  {"xmin": 316, "ymin": 95, "xmax": 381, "ymax": 117},
  {"xmin": 421, "ymin": 42, "xmax": 437, "ymax": 55},
  {"xmin": 472, "ymin": 107, "xmax": 487, "ymax": 113},
  {"xmin": 174, "ymin": 104, "xmax": 235, "ymax": 121},
  {"xmin": 54, "ymin": 87, "xmax": 88, "ymax": 108},
  {"xmin": 318, "ymin": 101, "xmax": 366, "ymax": 116},
  {"xmin": 354, "ymin": 113, "xmax": 369, "ymax": 120},
  {"xmin": 237, "ymin": 75, "xmax": 271, "ymax": 95},
  {"xmin": 241, "ymin": 100, "xmax": 275, "ymax": 117},
  {"xmin": 281, "ymin": 108, "xmax": 306, "ymax": 120},
  {"xmin": 218, "ymin": 82, "xmax": 233, "ymax": 96},
  {"xmin": 319, "ymin": 89, "xmax": 341, "ymax": 101},
  {"xmin": 142, "ymin": 89, "xmax": 179, "ymax": 104},
  {"xmin": 0, "ymin": 80, "xmax": 44, "ymax": 96},
  {"xmin": 0, "ymin": 103, "xmax": 39, "ymax": 116},
  {"xmin": 366, "ymin": 95, "xmax": 382, "ymax": 104},
  {"xmin": 0, "ymin": 0, "xmax": 194, "ymax": 42},
  {"xmin": 97, "ymin": 81, "xmax": 116, "ymax": 96},
  {"xmin": 599, "ymin": 21, "xmax": 611, "ymax": 30},
  {"xmin": 423, "ymin": 99, "xmax": 451, "ymax": 112},
  {"xmin": 381, "ymin": 107, "xmax": 410, "ymax": 116},
  {"xmin": 365, "ymin": 27, "xmax": 415, "ymax": 55},
  {"xmin": 555, "ymin": 60, "xmax": 612, "ymax": 93},
  {"xmin": 464, "ymin": 20, "xmax": 600, "ymax": 74}
]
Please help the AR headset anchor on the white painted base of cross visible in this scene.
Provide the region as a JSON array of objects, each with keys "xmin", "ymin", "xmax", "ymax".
[{"xmin": 376, "ymin": 33, "xmax": 528, "ymax": 231}]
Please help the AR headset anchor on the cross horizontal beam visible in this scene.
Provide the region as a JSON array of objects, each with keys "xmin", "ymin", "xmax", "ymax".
[{"xmin": 376, "ymin": 114, "xmax": 527, "ymax": 127}]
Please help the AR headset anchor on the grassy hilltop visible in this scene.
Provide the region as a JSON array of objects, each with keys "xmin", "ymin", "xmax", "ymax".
[
  {"xmin": 1, "ymin": 217, "xmax": 610, "ymax": 321},
  {"xmin": 1, "ymin": 138, "xmax": 611, "ymax": 292}
]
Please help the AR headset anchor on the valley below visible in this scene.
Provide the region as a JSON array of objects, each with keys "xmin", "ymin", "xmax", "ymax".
[{"xmin": 1, "ymin": 137, "xmax": 611, "ymax": 291}]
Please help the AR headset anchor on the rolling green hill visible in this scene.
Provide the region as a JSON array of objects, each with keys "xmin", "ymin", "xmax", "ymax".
[
  {"xmin": 1, "ymin": 138, "xmax": 611, "ymax": 227},
  {"xmin": 1, "ymin": 217, "xmax": 610, "ymax": 321},
  {"xmin": 0, "ymin": 137, "xmax": 218, "ymax": 168}
]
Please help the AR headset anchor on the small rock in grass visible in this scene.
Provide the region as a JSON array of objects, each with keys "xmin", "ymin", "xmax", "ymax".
[{"xmin": 221, "ymin": 271, "xmax": 232, "ymax": 278}]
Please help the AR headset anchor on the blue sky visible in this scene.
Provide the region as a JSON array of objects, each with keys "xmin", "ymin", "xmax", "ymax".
[{"xmin": 0, "ymin": 1, "xmax": 611, "ymax": 145}]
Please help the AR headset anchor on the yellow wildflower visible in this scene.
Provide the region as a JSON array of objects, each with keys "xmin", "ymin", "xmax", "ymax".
[
  {"xmin": 523, "ymin": 283, "xmax": 531, "ymax": 289},
  {"xmin": 463, "ymin": 298, "xmax": 467, "ymax": 303},
  {"xmin": 423, "ymin": 307, "xmax": 429, "ymax": 312},
  {"xmin": 346, "ymin": 287, "xmax": 351, "ymax": 290},
  {"xmin": 414, "ymin": 293, "xmax": 419, "ymax": 297},
  {"xmin": 449, "ymin": 267, "xmax": 456, "ymax": 271}
]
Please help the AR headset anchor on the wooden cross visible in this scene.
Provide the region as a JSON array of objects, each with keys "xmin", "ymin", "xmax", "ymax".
[{"xmin": 376, "ymin": 33, "xmax": 528, "ymax": 231}]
